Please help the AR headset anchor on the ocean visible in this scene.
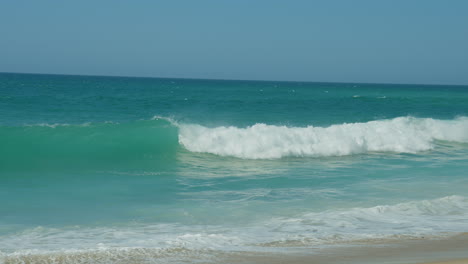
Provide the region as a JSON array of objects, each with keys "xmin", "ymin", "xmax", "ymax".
[{"xmin": 1, "ymin": 72, "xmax": 468, "ymax": 263}]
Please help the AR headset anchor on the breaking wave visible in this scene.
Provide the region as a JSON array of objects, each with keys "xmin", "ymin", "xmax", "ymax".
[
  {"xmin": 179, "ymin": 116, "xmax": 468, "ymax": 159},
  {"xmin": 1, "ymin": 116, "xmax": 467, "ymax": 170}
]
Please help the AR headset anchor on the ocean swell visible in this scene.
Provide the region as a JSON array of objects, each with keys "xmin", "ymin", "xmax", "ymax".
[
  {"xmin": 0, "ymin": 119, "xmax": 178, "ymax": 171},
  {"xmin": 178, "ymin": 116, "xmax": 468, "ymax": 159}
]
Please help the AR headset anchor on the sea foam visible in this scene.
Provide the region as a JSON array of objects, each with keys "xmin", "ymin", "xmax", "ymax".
[
  {"xmin": 2, "ymin": 195, "xmax": 467, "ymax": 262},
  {"xmin": 178, "ymin": 117, "xmax": 468, "ymax": 159}
]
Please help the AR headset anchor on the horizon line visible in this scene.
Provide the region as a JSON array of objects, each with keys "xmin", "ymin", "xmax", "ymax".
[{"xmin": 1, "ymin": 71, "xmax": 467, "ymax": 87}]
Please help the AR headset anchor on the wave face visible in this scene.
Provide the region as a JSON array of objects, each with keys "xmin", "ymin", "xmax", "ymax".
[
  {"xmin": 0, "ymin": 119, "xmax": 178, "ymax": 171},
  {"xmin": 179, "ymin": 116, "xmax": 468, "ymax": 159}
]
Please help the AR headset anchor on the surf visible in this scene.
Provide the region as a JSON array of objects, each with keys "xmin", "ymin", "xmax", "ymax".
[
  {"xmin": 179, "ymin": 116, "xmax": 468, "ymax": 159},
  {"xmin": 2, "ymin": 116, "xmax": 468, "ymax": 172},
  {"xmin": 2, "ymin": 195, "xmax": 467, "ymax": 262}
]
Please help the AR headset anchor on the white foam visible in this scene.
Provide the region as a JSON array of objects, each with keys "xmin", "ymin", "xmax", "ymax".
[
  {"xmin": 178, "ymin": 117, "xmax": 468, "ymax": 159},
  {"xmin": 1, "ymin": 196, "xmax": 467, "ymax": 256},
  {"xmin": 24, "ymin": 122, "xmax": 91, "ymax": 128},
  {"xmin": 265, "ymin": 195, "xmax": 468, "ymax": 244}
]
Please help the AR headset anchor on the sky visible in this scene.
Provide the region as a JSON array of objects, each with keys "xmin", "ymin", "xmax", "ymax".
[{"xmin": 1, "ymin": 0, "xmax": 468, "ymax": 85}]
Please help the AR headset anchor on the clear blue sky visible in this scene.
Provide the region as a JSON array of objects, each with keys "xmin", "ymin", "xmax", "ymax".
[{"xmin": 1, "ymin": 0, "xmax": 468, "ymax": 84}]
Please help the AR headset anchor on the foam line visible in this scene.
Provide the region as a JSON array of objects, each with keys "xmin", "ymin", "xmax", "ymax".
[{"xmin": 178, "ymin": 117, "xmax": 468, "ymax": 159}]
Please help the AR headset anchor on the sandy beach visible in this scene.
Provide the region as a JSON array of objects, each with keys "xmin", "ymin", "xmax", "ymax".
[
  {"xmin": 217, "ymin": 233, "xmax": 468, "ymax": 264},
  {"xmin": 423, "ymin": 260, "xmax": 468, "ymax": 264}
]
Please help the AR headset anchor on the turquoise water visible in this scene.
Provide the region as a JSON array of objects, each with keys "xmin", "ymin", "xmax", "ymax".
[{"xmin": 1, "ymin": 73, "xmax": 468, "ymax": 263}]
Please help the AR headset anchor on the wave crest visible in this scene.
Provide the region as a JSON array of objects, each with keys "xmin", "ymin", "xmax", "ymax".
[{"xmin": 178, "ymin": 117, "xmax": 468, "ymax": 159}]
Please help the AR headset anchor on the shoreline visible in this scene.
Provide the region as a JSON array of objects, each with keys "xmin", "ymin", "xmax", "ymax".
[
  {"xmin": 422, "ymin": 260, "xmax": 468, "ymax": 264},
  {"xmin": 2, "ymin": 233, "xmax": 468, "ymax": 263},
  {"xmin": 218, "ymin": 233, "xmax": 468, "ymax": 264}
]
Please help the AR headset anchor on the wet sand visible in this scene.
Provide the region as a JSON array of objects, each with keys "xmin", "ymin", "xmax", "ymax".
[
  {"xmin": 422, "ymin": 260, "xmax": 468, "ymax": 264},
  {"xmin": 219, "ymin": 233, "xmax": 468, "ymax": 264},
  {"xmin": 3, "ymin": 234, "xmax": 467, "ymax": 263}
]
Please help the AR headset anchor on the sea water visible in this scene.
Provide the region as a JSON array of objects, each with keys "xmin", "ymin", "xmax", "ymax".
[{"xmin": 1, "ymin": 73, "xmax": 468, "ymax": 263}]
